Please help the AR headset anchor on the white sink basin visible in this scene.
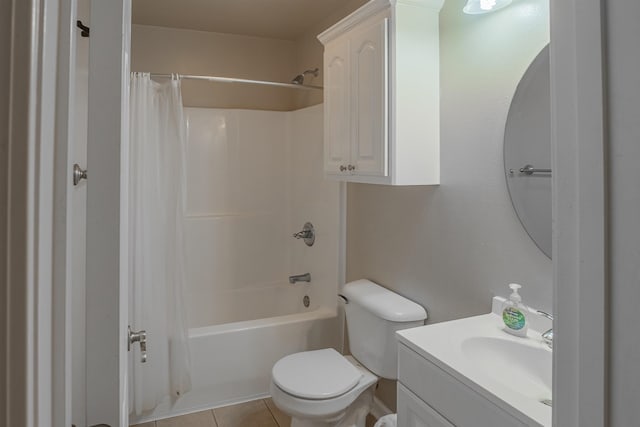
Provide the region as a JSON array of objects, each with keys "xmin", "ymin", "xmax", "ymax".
[
  {"xmin": 461, "ymin": 336, "xmax": 552, "ymax": 401},
  {"xmin": 396, "ymin": 298, "xmax": 553, "ymax": 426}
]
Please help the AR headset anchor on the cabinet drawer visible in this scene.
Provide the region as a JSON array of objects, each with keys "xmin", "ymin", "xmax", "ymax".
[
  {"xmin": 398, "ymin": 344, "xmax": 527, "ymax": 427},
  {"xmin": 398, "ymin": 383, "xmax": 454, "ymax": 427}
]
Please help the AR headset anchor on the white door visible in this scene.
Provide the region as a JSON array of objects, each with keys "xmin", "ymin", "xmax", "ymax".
[
  {"xmin": 324, "ymin": 39, "xmax": 351, "ymax": 175},
  {"xmin": 350, "ymin": 16, "xmax": 388, "ymax": 177},
  {"xmin": 85, "ymin": 1, "xmax": 131, "ymax": 426}
]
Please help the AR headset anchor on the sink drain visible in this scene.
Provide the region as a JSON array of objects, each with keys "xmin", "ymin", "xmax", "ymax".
[{"xmin": 540, "ymin": 399, "xmax": 552, "ymax": 407}]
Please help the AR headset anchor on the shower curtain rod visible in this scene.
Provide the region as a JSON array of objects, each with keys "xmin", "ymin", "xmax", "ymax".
[{"xmin": 149, "ymin": 73, "xmax": 323, "ymax": 91}]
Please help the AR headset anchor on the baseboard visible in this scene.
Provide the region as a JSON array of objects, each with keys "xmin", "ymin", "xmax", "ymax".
[{"xmin": 370, "ymin": 396, "xmax": 393, "ymax": 419}]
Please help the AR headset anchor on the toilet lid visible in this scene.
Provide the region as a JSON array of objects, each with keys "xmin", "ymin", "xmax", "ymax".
[{"xmin": 272, "ymin": 349, "xmax": 363, "ymax": 400}]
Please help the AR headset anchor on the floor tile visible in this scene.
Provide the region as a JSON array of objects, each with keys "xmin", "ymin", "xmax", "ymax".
[
  {"xmin": 131, "ymin": 423, "xmax": 156, "ymax": 427},
  {"xmin": 213, "ymin": 399, "xmax": 278, "ymax": 427},
  {"xmin": 264, "ymin": 398, "xmax": 291, "ymax": 427},
  {"xmin": 156, "ymin": 410, "xmax": 217, "ymax": 427}
]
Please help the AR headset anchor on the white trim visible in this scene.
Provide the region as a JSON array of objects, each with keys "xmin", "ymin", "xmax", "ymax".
[
  {"xmin": 370, "ymin": 396, "xmax": 393, "ymax": 420},
  {"xmin": 85, "ymin": 1, "xmax": 131, "ymax": 425},
  {"xmin": 34, "ymin": 0, "xmax": 60, "ymax": 423},
  {"xmin": 338, "ymin": 182, "xmax": 347, "ymax": 353},
  {"xmin": 550, "ymin": 0, "xmax": 608, "ymax": 426},
  {"xmin": 2, "ymin": 0, "xmax": 64, "ymax": 425},
  {"xmin": 52, "ymin": 0, "xmax": 78, "ymax": 426}
]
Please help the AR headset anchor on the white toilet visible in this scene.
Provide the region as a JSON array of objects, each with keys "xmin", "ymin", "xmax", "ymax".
[{"xmin": 270, "ymin": 279, "xmax": 427, "ymax": 427}]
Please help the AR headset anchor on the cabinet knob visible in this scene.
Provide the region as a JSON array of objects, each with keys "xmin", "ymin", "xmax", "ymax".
[
  {"xmin": 348, "ymin": 164, "xmax": 356, "ymax": 171},
  {"xmin": 73, "ymin": 164, "xmax": 87, "ymax": 186},
  {"xmin": 339, "ymin": 165, "xmax": 347, "ymax": 172}
]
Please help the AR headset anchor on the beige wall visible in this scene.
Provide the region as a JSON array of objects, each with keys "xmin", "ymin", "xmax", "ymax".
[
  {"xmin": 131, "ymin": 0, "xmax": 369, "ymax": 111},
  {"xmin": 346, "ymin": 0, "xmax": 551, "ymax": 410},
  {"xmin": 132, "ymin": 25, "xmax": 299, "ymax": 110}
]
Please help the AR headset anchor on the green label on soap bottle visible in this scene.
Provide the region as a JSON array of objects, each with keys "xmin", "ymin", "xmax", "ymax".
[{"xmin": 503, "ymin": 307, "xmax": 526, "ymax": 330}]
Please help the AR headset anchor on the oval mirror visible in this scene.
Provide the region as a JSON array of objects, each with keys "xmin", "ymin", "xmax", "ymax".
[{"xmin": 504, "ymin": 45, "xmax": 551, "ymax": 258}]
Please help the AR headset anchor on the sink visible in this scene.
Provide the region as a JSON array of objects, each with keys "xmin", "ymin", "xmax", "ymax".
[
  {"xmin": 461, "ymin": 336, "xmax": 552, "ymax": 401},
  {"xmin": 396, "ymin": 297, "xmax": 553, "ymax": 426}
]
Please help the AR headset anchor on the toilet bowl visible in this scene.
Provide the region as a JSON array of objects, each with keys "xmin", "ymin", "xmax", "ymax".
[
  {"xmin": 270, "ymin": 349, "xmax": 377, "ymax": 426},
  {"xmin": 270, "ymin": 280, "xmax": 428, "ymax": 427}
]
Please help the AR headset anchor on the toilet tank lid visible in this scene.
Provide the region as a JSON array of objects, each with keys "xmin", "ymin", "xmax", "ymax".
[{"xmin": 342, "ymin": 279, "xmax": 427, "ymax": 322}]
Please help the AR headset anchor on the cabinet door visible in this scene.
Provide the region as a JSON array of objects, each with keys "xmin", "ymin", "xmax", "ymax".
[
  {"xmin": 350, "ymin": 17, "xmax": 389, "ymax": 177},
  {"xmin": 324, "ymin": 40, "xmax": 351, "ymax": 175},
  {"xmin": 398, "ymin": 384, "xmax": 455, "ymax": 427}
]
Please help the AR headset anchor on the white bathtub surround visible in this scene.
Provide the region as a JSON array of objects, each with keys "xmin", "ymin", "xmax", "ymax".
[
  {"xmin": 129, "ymin": 73, "xmax": 192, "ymax": 415},
  {"xmin": 184, "ymin": 105, "xmax": 341, "ymax": 329}
]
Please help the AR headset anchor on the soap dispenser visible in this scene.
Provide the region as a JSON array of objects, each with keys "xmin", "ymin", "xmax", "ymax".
[{"xmin": 502, "ymin": 283, "xmax": 529, "ymax": 337}]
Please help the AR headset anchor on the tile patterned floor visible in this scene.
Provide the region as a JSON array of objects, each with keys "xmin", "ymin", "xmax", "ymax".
[
  {"xmin": 131, "ymin": 398, "xmax": 289, "ymax": 427},
  {"xmin": 131, "ymin": 398, "xmax": 379, "ymax": 427}
]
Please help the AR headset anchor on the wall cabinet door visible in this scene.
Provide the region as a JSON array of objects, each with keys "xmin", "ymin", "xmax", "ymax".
[
  {"xmin": 350, "ymin": 17, "xmax": 389, "ymax": 177},
  {"xmin": 319, "ymin": 0, "xmax": 442, "ymax": 185},
  {"xmin": 398, "ymin": 384, "xmax": 455, "ymax": 427},
  {"xmin": 324, "ymin": 40, "xmax": 351, "ymax": 176}
]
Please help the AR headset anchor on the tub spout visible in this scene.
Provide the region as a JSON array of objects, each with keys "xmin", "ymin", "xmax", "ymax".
[{"xmin": 289, "ymin": 273, "xmax": 311, "ymax": 284}]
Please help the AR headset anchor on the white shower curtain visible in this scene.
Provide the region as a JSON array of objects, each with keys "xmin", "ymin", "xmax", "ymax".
[{"xmin": 129, "ymin": 73, "xmax": 192, "ymax": 415}]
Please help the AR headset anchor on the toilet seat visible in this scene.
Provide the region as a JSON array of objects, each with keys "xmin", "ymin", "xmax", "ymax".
[
  {"xmin": 272, "ymin": 349, "xmax": 363, "ymax": 399},
  {"xmin": 270, "ymin": 353, "xmax": 378, "ymax": 421}
]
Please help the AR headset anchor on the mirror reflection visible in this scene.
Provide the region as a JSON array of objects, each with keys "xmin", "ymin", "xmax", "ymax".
[{"xmin": 504, "ymin": 45, "xmax": 552, "ymax": 259}]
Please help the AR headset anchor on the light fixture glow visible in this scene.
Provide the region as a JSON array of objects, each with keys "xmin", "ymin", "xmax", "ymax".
[
  {"xmin": 463, "ymin": 0, "xmax": 513, "ymax": 14},
  {"xmin": 480, "ymin": 0, "xmax": 497, "ymax": 10}
]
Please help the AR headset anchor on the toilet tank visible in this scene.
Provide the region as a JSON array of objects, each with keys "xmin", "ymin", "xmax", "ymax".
[{"xmin": 342, "ymin": 280, "xmax": 427, "ymax": 379}]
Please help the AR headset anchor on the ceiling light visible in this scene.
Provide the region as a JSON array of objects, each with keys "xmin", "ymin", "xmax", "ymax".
[{"xmin": 463, "ymin": 0, "xmax": 513, "ymax": 14}]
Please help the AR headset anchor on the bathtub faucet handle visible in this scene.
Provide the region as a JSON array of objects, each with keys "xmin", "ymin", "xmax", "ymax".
[
  {"xmin": 292, "ymin": 222, "xmax": 315, "ymax": 246},
  {"xmin": 128, "ymin": 326, "xmax": 148, "ymax": 363}
]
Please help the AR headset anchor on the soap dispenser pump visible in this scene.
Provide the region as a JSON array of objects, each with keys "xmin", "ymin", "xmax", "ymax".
[{"xmin": 502, "ymin": 283, "xmax": 529, "ymax": 337}]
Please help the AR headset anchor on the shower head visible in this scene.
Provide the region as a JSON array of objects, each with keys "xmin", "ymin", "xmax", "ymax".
[{"xmin": 291, "ymin": 68, "xmax": 319, "ymax": 85}]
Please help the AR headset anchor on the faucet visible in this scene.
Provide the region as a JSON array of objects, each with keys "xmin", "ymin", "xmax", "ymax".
[
  {"xmin": 289, "ymin": 273, "xmax": 311, "ymax": 284},
  {"xmin": 537, "ymin": 310, "xmax": 554, "ymax": 348}
]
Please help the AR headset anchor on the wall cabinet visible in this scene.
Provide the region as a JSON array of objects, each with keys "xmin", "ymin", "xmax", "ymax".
[{"xmin": 318, "ymin": 0, "xmax": 444, "ymax": 185}]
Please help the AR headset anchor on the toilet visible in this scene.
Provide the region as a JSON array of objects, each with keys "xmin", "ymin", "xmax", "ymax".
[{"xmin": 270, "ymin": 279, "xmax": 427, "ymax": 427}]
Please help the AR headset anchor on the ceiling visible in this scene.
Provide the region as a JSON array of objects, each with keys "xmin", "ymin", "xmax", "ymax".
[{"xmin": 132, "ymin": 0, "xmax": 348, "ymax": 40}]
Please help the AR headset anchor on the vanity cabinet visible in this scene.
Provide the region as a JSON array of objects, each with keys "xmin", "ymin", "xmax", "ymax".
[
  {"xmin": 397, "ymin": 384, "xmax": 454, "ymax": 427},
  {"xmin": 397, "ymin": 342, "xmax": 531, "ymax": 427},
  {"xmin": 318, "ymin": 0, "xmax": 443, "ymax": 185}
]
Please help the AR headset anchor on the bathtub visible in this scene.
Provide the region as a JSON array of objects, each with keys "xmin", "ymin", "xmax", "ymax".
[
  {"xmin": 130, "ymin": 302, "xmax": 343, "ymax": 424},
  {"xmin": 187, "ymin": 281, "xmax": 319, "ymax": 329}
]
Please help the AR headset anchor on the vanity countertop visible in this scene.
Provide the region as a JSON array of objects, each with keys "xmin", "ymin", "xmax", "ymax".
[{"xmin": 396, "ymin": 298, "xmax": 552, "ymax": 427}]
